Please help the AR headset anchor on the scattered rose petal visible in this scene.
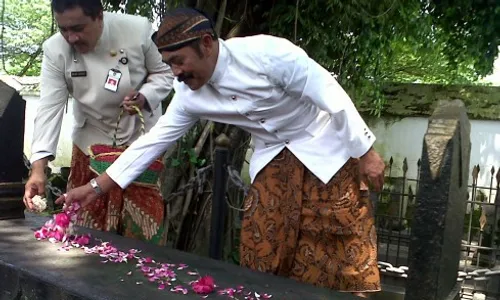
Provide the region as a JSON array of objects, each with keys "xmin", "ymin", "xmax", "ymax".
[
  {"xmin": 170, "ymin": 286, "xmax": 188, "ymax": 295},
  {"xmin": 192, "ymin": 276, "xmax": 215, "ymax": 294},
  {"xmin": 54, "ymin": 213, "xmax": 70, "ymax": 228},
  {"xmin": 34, "ymin": 203, "xmax": 273, "ymax": 299}
]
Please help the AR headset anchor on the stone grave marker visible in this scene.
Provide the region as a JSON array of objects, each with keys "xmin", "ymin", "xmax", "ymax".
[
  {"xmin": 0, "ymin": 80, "xmax": 27, "ymax": 219},
  {"xmin": 405, "ymin": 100, "xmax": 471, "ymax": 300}
]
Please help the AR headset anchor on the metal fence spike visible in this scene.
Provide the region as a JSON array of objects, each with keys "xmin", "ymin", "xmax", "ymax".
[
  {"xmin": 472, "ymin": 165, "xmax": 479, "ymax": 180},
  {"xmin": 496, "ymin": 167, "xmax": 500, "ymax": 187},
  {"xmin": 480, "ymin": 211, "xmax": 487, "ymax": 230}
]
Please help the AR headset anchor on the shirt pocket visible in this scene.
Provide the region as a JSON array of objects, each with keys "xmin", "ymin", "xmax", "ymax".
[
  {"xmin": 239, "ymin": 87, "xmax": 277, "ymax": 122},
  {"xmin": 305, "ymin": 111, "xmax": 331, "ymax": 137}
]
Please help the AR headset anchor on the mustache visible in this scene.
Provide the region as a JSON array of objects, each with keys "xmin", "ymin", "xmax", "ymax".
[
  {"xmin": 177, "ymin": 73, "xmax": 194, "ymax": 83},
  {"xmin": 71, "ymin": 42, "xmax": 86, "ymax": 47}
]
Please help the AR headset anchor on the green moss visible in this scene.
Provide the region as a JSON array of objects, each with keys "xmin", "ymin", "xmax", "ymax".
[{"xmin": 356, "ymin": 83, "xmax": 500, "ymax": 121}]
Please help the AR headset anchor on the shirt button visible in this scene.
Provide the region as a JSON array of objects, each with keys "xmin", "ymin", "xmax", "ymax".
[
  {"xmin": 285, "ymin": 139, "xmax": 290, "ymax": 144},
  {"xmin": 244, "ymin": 112, "xmax": 250, "ymax": 116},
  {"xmin": 260, "ymin": 118, "xmax": 266, "ymax": 123},
  {"xmin": 231, "ymin": 95, "xmax": 237, "ymax": 100},
  {"xmin": 274, "ymin": 130, "xmax": 279, "ymax": 133}
]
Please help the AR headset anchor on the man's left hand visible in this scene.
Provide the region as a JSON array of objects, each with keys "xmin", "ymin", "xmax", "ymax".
[
  {"xmin": 359, "ymin": 148, "xmax": 385, "ymax": 192},
  {"xmin": 122, "ymin": 91, "xmax": 147, "ymax": 115},
  {"xmin": 55, "ymin": 184, "xmax": 99, "ymax": 208}
]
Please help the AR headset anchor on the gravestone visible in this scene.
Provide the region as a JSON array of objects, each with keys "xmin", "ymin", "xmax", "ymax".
[
  {"xmin": 0, "ymin": 80, "xmax": 27, "ymax": 219},
  {"xmin": 405, "ymin": 100, "xmax": 471, "ymax": 300}
]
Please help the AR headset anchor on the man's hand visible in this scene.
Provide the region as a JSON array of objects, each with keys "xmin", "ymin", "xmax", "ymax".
[
  {"xmin": 122, "ymin": 91, "xmax": 148, "ymax": 115},
  {"xmin": 55, "ymin": 173, "xmax": 118, "ymax": 207},
  {"xmin": 359, "ymin": 148, "xmax": 385, "ymax": 192},
  {"xmin": 23, "ymin": 159, "xmax": 49, "ymax": 210},
  {"xmin": 55, "ymin": 183, "xmax": 98, "ymax": 208},
  {"xmin": 23, "ymin": 170, "xmax": 47, "ymax": 210}
]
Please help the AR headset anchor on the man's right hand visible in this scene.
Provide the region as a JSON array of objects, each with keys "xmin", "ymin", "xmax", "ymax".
[{"xmin": 23, "ymin": 160, "xmax": 48, "ymax": 210}]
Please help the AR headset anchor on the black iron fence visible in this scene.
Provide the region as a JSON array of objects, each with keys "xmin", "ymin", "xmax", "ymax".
[
  {"xmin": 374, "ymin": 157, "xmax": 419, "ymax": 268},
  {"xmin": 374, "ymin": 157, "xmax": 500, "ymax": 299}
]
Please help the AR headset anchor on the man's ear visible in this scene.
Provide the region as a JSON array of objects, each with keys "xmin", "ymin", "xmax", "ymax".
[
  {"xmin": 97, "ymin": 10, "xmax": 104, "ymax": 21},
  {"xmin": 200, "ymin": 34, "xmax": 214, "ymax": 55}
]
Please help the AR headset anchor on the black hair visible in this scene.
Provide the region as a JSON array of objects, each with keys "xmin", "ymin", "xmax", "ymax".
[{"xmin": 51, "ymin": 0, "xmax": 103, "ymax": 19}]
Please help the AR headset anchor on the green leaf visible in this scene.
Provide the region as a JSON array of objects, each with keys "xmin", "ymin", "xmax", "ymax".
[{"xmin": 171, "ymin": 159, "xmax": 181, "ymax": 167}]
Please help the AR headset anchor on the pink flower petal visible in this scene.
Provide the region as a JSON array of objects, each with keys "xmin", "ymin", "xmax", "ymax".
[{"xmin": 35, "ymin": 206, "xmax": 274, "ymax": 300}]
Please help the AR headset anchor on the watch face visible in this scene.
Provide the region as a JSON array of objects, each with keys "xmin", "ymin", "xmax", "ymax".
[{"xmin": 90, "ymin": 179, "xmax": 102, "ymax": 195}]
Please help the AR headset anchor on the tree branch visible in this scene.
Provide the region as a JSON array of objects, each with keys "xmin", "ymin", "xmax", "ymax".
[
  {"xmin": 214, "ymin": 0, "xmax": 227, "ymax": 36},
  {"xmin": 294, "ymin": 0, "xmax": 300, "ymax": 43},
  {"xmin": 1, "ymin": 0, "xmax": 11, "ymax": 74},
  {"xmin": 16, "ymin": 46, "xmax": 42, "ymax": 76}
]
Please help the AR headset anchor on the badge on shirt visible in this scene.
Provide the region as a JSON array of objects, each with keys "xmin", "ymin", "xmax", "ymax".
[
  {"xmin": 71, "ymin": 71, "xmax": 87, "ymax": 77},
  {"xmin": 104, "ymin": 69, "xmax": 122, "ymax": 92}
]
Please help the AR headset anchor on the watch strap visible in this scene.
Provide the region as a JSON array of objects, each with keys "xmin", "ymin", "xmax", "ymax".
[{"xmin": 89, "ymin": 178, "xmax": 103, "ymax": 196}]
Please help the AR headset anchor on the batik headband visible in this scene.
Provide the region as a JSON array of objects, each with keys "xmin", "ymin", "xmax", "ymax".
[{"xmin": 153, "ymin": 8, "xmax": 215, "ymax": 52}]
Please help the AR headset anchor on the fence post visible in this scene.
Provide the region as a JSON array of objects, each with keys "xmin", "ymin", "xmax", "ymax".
[
  {"xmin": 209, "ymin": 133, "xmax": 230, "ymax": 260},
  {"xmin": 405, "ymin": 100, "xmax": 471, "ymax": 300}
]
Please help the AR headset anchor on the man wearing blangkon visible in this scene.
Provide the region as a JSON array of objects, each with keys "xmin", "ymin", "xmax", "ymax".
[
  {"xmin": 24, "ymin": 0, "xmax": 174, "ymax": 245},
  {"xmin": 60, "ymin": 8, "xmax": 384, "ymax": 298}
]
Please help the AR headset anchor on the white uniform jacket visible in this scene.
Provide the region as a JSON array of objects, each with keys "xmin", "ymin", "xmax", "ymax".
[
  {"xmin": 106, "ymin": 34, "xmax": 376, "ymax": 188},
  {"xmin": 30, "ymin": 12, "xmax": 174, "ymax": 163}
]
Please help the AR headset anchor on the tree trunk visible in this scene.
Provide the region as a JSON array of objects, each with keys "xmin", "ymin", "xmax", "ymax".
[{"xmin": 159, "ymin": 0, "xmax": 262, "ymax": 259}]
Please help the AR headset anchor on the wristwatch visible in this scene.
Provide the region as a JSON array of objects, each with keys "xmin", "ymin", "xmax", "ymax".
[{"xmin": 89, "ymin": 178, "xmax": 104, "ymax": 196}]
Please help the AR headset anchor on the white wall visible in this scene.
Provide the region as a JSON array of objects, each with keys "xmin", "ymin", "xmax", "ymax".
[
  {"xmin": 369, "ymin": 116, "xmax": 500, "ymax": 195},
  {"xmin": 23, "ymin": 95, "xmax": 75, "ymax": 170}
]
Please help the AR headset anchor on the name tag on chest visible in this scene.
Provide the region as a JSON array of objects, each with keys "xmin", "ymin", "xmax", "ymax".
[{"xmin": 71, "ymin": 71, "xmax": 87, "ymax": 77}]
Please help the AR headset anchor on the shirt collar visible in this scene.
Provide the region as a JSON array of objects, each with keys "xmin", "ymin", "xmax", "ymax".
[
  {"xmin": 94, "ymin": 12, "xmax": 110, "ymax": 52},
  {"xmin": 207, "ymin": 39, "xmax": 229, "ymax": 86}
]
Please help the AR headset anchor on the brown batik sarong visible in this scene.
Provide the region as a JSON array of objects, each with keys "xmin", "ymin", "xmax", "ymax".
[
  {"xmin": 240, "ymin": 149, "xmax": 381, "ymax": 293},
  {"xmin": 67, "ymin": 145, "xmax": 167, "ymax": 246}
]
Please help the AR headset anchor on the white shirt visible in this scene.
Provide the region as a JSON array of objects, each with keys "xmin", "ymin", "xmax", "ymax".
[
  {"xmin": 30, "ymin": 12, "xmax": 173, "ymax": 164},
  {"xmin": 106, "ymin": 34, "xmax": 375, "ymax": 188}
]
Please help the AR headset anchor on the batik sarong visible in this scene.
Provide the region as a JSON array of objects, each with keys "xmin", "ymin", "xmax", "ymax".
[
  {"xmin": 67, "ymin": 145, "xmax": 167, "ymax": 245},
  {"xmin": 240, "ymin": 148, "xmax": 380, "ymax": 293}
]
